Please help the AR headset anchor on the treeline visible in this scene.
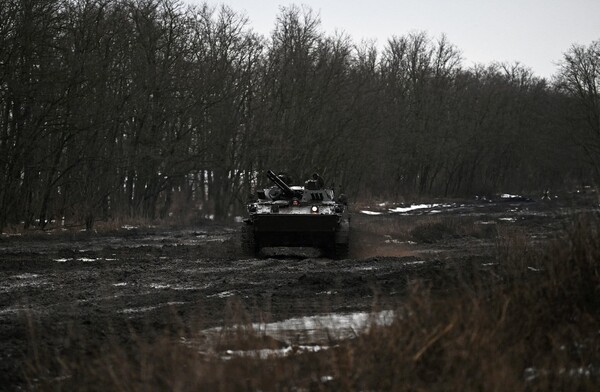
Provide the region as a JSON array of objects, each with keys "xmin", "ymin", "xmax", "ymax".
[{"xmin": 0, "ymin": 0, "xmax": 598, "ymax": 229}]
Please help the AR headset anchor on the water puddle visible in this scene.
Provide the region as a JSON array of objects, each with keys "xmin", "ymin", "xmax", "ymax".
[
  {"xmin": 202, "ymin": 310, "xmax": 395, "ymax": 346},
  {"xmin": 187, "ymin": 310, "xmax": 395, "ymax": 361}
]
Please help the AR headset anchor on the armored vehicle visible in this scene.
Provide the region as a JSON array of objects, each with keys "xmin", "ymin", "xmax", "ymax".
[{"xmin": 243, "ymin": 170, "xmax": 350, "ymax": 258}]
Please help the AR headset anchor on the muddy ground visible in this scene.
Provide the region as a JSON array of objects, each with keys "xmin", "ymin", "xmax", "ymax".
[{"xmin": 0, "ymin": 195, "xmax": 597, "ymax": 388}]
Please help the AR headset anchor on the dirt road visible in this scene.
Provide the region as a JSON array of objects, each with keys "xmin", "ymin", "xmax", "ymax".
[{"xmin": 0, "ymin": 197, "xmax": 592, "ymax": 387}]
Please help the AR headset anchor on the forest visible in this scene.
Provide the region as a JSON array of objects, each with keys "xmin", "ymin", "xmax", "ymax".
[{"xmin": 0, "ymin": 0, "xmax": 599, "ymax": 230}]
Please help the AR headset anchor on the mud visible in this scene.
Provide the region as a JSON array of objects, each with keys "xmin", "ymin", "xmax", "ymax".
[{"xmin": 0, "ymin": 197, "xmax": 596, "ymax": 387}]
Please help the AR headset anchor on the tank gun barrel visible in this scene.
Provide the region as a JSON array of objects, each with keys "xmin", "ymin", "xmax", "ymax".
[{"xmin": 266, "ymin": 170, "xmax": 295, "ymax": 197}]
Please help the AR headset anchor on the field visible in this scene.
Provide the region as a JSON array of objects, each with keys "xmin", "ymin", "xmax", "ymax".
[{"xmin": 1, "ymin": 194, "xmax": 599, "ymax": 390}]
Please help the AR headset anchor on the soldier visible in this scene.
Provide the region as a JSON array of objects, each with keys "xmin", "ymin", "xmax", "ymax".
[{"xmin": 312, "ymin": 172, "xmax": 324, "ymax": 188}]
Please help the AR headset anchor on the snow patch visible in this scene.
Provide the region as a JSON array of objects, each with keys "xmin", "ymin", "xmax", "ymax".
[
  {"xmin": 389, "ymin": 204, "xmax": 444, "ymax": 213},
  {"xmin": 404, "ymin": 260, "xmax": 426, "ymax": 266},
  {"xmin": 500, "ymin": 194, "xmax": 521, "ymax": 199},
  {"xmin": 13, "ymin": 273, "xmax": 40, "ymax": 279},
  {"xmin": 499, "ymin": 217, "xmax": 516, "ymax": 222},
  {"xmin": 149, "ymin": 283, "xmax": 170, "ymax": 289},
  {"xmin": 221, "ymin": 345, "xmax": 328, "ymax": 360},
  {"xmin": 204, "ymin": 310, "xmax": 395, "ymax": 345},
  {"xmin": 208, "ymin": 291, "xmax": 235, "ymax": 298},
  {"xmin": 360, "ymin": 210, "xmax": 382, "ymax": 215}
]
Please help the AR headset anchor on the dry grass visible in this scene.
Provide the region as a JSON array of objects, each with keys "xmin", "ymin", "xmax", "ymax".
[{"xmin": 23, "ymin": 216, "xmax": 600, "ymax": 391}]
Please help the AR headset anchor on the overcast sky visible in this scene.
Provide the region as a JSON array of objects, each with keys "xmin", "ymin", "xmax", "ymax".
[{"xmin": 186, "ymin": 0, "xmax": 600, "ymax": 79}]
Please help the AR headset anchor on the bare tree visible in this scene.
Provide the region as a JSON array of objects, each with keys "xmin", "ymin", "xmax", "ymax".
[{"xmin": 556, "ymin": 40, "xmax": 600, "ymax": 182}]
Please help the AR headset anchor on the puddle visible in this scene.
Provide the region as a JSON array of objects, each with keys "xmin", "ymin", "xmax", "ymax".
[
  {"xmin": 202, "ymin": 310, "xmax": 395, "ymax": 346},
  {"xmin": 187, "ymin": 310, "xmax": 396, "ymax": 362}
]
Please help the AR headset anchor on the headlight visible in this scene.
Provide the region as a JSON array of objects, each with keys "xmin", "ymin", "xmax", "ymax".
[{"xmin": 311, "ymin": 205, "xmax": 319, "ymax": 213}]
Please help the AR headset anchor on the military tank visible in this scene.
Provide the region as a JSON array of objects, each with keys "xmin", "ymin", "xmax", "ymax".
[{"xmin": 243, "ymin": 170, "xmax": 350, "ymax": 258}]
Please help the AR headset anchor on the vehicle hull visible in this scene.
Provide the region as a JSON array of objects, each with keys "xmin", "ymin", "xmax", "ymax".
[{"xmin": 252, "ymin": 214, "xmax": 340, "ymax": 233}]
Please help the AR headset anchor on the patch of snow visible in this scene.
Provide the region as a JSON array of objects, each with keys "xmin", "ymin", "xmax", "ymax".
[
  {"xmin": 121, "ymin": 225, "xmax": 138, "ymax": 230},
  {"xmin": 172, "ymin": 285, "xmax": 203, "ymax": 291},
  {"xmin": 221, "ymin": 345, "xmax": 328, "ymax": 360},
  {"xmin": 113, "ymin": 282, "xmax": 128, "ymax": 287},
  {"xmin": 149, "ymin": 283, "xmax": 170, "ymax": 289},
  {"xmin": 498, "ymin": 217, "xmax": 516, "ymax": 222},
  {"xmin": 120, "ymin": 305, "xmax": 158, "ymax": 314},
  {"xmin": 404, "ymin": 260, "xmax": 426, "ymax": 266},
  {"xmin": 0, "ymin": 279, "xmax": 49, "ymax": 293},
  {"xmin": 13, "ymin": 273, "xmax": 40, "ymax": 279},
  {"xmin": 0, "ymin": 307, "xmax": 31, "ymax": 316},
  {"xmin": 206, "ymin": 310, "xmax": 395, "ymax": 345},
  {"xmin": 388, "ymin": 204, "xmax": 452, "ymax": 213},
  {"xmin": 360, "ymin": 210, "xmax": 382, "ymax": 215},
  {"xmin": 208, "ymin": 291, "xmax": 235, "ymax": 298},
  {"xmin": 206, "ymin": 237, "xmax": 227, "ymax": 243},
  {"xmin": 54, "ymin": 258, "xmax": 69, "ymax": 263},
  {"xmin": 475, "ymin": 221, "xmax": 496, "ymax": 225},
  {"xmin": 77, "ymin": 257, "xmax": 97, "ymax": 262},
  {"xmin": 500, "ymin": 194, "xmax": 521, "ymax": 199}
]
